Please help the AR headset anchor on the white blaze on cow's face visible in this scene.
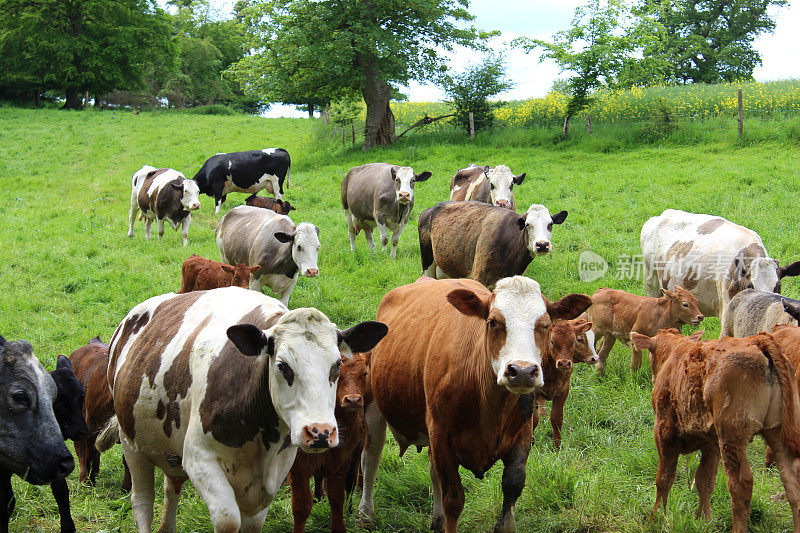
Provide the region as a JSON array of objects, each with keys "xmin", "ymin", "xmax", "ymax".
[
  {"xmin": 522, "ymin": 204, "xmax": 568, "ymax": 256},
  {"xmin": 292, "ymin": 222, "xmax": 320, "ymax": 278},
  {"xmin": 585, "ymin": 330, "xmax": 599, "ymax": 364},
  {"xmin": 181, "ymin": 179, "xmax": 202, "ymax": 211},
  {"xmin": 486, "ymin": 165, "xmax": 524, "ymax": 209},
  {"xmin": 750, "ymin": 257, "xmax": 781, "ymax": 293}
]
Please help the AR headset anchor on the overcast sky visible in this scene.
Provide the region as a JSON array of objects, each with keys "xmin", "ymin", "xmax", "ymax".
[{"xmin": 195, "ymin": 0, "xmax": 800, "ymax": 116}]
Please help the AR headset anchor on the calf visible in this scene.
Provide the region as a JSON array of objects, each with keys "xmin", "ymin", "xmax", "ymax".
[
  {"xmin": 419, "ymin": 201, "xmax": 567, "ymax": 289},
  {"xmin": 630, "ymin": 329, "xmax": 800, "ymax": 532},
  {"xmin": 586, "ymin": 286, "xmax": 703, "ymax": 375},
  {"xmin": 289, "ymin": 354, "xmax": 368, "ymax": 533},
  {"xmin": 341, "ymin": 163, "xmax": 431, "ymax": 259},
  {"xmin": 245, "ymin": 195, "xmax": 297, "ymax": 214},
  {"xmin": 96, "ymin": 287, "xmax": 387, "ymax": 533},
  {"xmin": 721, "ymin": 288, "xmax": 800, "ymax": 337},
  {"xmin": 449, "ymin": 164, "xmax": 525, "ymax": 209},
  {"xmin": 178, "ymin": 254, "xmax": 260, "ymax": 293},
  {"xmin": 193, "ymin": 148, "xmax": 291, "ymax": 213},
  {"xmin": 127, "ymin": 165, "xmax": 201, "ymax": 247},
  {"xmin": 359, "ymin": 277, "xmax": 591, "ymax": 532},
  {"xmin": 216, "ymin": 206, "xmax": 320, "ymax": 305}
]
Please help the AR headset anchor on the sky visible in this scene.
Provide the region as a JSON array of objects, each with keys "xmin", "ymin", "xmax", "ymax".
[{"xmin": 196, "ymin": 0, "xmax": 800, "ymax": 117}]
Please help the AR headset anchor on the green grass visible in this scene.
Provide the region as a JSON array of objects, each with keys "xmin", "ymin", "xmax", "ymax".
[{"xmin": 1, "ymin": 106, "xmax": 800, "ymax": 532}]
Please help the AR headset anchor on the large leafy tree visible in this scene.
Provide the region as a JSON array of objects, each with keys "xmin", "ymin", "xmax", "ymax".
[{"xmin": 230, "ymin": 0, "xmax": 484, "ymax": 149}]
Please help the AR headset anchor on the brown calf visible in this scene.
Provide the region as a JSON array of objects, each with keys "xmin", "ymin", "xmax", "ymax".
[
  {"xmin": 587, "ymin": 286, "xmax": 703, "ymax": 375},
  {"xmin": 289, "ymin": 354, "xmax": 368, "ymax": 533},
  {"xmin": 245, "ymin": 195, "xmax": 297, "ymax": 214},
  {"xmin": 68, "ymin": 337, "xmax": 131, "ymax": 492},
  {"xmin": 631, "ymin": 329, "xmax": 800, "ymax": 532},
  {"xmin": 178, "ymin": 254, "xmax": 260, "ymax": 293}
]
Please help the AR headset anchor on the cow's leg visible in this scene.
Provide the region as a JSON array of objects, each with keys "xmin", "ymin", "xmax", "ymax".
[
  {"xmin": 718, "ymin": 435, "xmax": 753, "ymax": 533},
  {"xmin": 390, "ymin": 222, "xmax": 406, "ymax": 260},
  {"xmin": 184, "ymin": 433, "xmax": 241, "ymax": 533},
  {"xmin": 358, "ymin": 401, "xmax": 387, "ymax": 525},
  {"xmin": 125, "ymin": 448, "xmax": 156, "ymax": 533},
  {"xmin": 157, "ymin": 475, "xmax": 184, "ymax": 533},
  {"xmin": 121, "ymin": 456, "xmax": 132, "ymax": 492},
  {"xmin": 51, "ymin": 478, "xmax": 76, "ymax": 533},
  {"xmin": 550, "ymin": 390, "xmax": 568, "ymax": 449},
  {"xmin": 631, "ymin": 347, "xmax": 643, "ymax": 371},
  {"xmin": 278, "ymin": 274, "xmax": 299, "ymax": 306},
  {"xmin": 344, "ymin": 211, "xmax": 357, "ymax": 251},
  {"xmin": 493, "ymin": 444, "xmax": 530, "ymax": 533},
  {"xmin": 364, "ymin": 228, "xmax": 376, "ymax": 251},
  {"xmin": 157, "ymin": 218, "xmax": 165, "ymax": 239},
  {"xmin": 290, "ymin": 469, "xmax": 313, "ymax": 533},
  {"xmin": 376, "ymin": 221, "xmax": 390, "ymax": 251},
  {"xmin": 595, "ymin": 334, "xmax": 616, "ymax": 375},
  {"xmin": 313, "ymin": 472, "xmax": 324, "ymax": 501},
  {"xmin": 429, "ymin": 450, "xmax": 444, "ymax": 532},
  {"xmin": 180, "ymin": 215, "xmax": 191, "ymax": 247},
  {"xmin": 763, "ymin": 429, "xmax": 800, "ymax": 532},
  {"xmin": 652, "ymin": 438, "xmax": 679, "ymax": 515},
  {"xmin": 694, "ymin": 444, "xmax": 720, "ymax": 519},
  {"xmin": 327, "ymin": 473, "xmax": 348, "ymax": 533},
  {"xmin": 144, "ymin": 218, "xmax": 153, "ymax": 240},
  {"xmin": 240, "ymin": 509, "xmax": 269, "ymax": 533},
  {"xmin": 0, "ymin": 470, "xmax": 15, "ymax": 533},
  {"xmin": 429, "ymin": 435, "xmax": 465, "ymax": 533},
  {"xmin": 128, "ymin": 204, "xmax": 139, "ymax": 238},
  {"xmin": 74, "ymin": 439, "xmax": 91, "ymax": 484}
]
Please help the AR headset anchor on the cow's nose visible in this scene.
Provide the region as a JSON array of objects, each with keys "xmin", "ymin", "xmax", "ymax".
[
  {"xmin": 304, "ymin": 268, "xmax": 319, "ymax": 278},
  {"xmin": 505, "ymin": 362, "xmax": 539, "ymax": 389},
  {"xmin": 535, "ymin": 241, "xmax": 551, "ymax": 253},
  {"xmin": 302, "ymin": 424, "xmax": 337, "ymax": 449},
  {"xmin": 398, "ymin": 192, "xmax": 411, "ymax": 202},
  {"xmin": 191, "ymin": 203, "xmax": 201, "ymax": 210},
  {"xmin": 589, "ymin": 355, "xmax": 599, "ymax": 365},
  {"xmin": 496, "ymin": 199, "xmax": 511, "ymax": 208},
  {"xmin": 341, "ymin": 394, "xmax": 364, "ymax": 409},
  {"xmin": 556, "ymin": 359, "xmax": 573, "ymax": 370},
  {"xmin": 55, "ymin": 454, "xmax": 75, "ymax": 479},
  {"xmin": 696, "ymin": 315, "xmax": 704, "ymax": 324}
]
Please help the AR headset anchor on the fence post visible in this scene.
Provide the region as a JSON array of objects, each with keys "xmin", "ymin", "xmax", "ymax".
[
  {"xmin": 469, "ymin": 112, "xmax": 475, "ymax": 139},
  {"xmin": 351, "ymin": 124, "xmax": 355, "ymax": 145},
  {"xmin": 737, "ymin": 89, "xmax": 743, "ymax": 137},
  {"xmin": 586, "ymin": 114, "xmax": 593, "ymax": 134}
]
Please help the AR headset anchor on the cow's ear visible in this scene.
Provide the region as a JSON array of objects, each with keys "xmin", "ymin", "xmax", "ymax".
[
  {"xmin": 171, "ymin": 182, "xmax": 183, "ymax": 191},
  {"xmin": 783, "ymin": 300, "xmax": 800, "ymax": 322},
  {"xmin": 415, "ymin": 171, "xmax": 432, "ymax": 183},
  {"xmin": 56, "ymin": 354, "xmax": 72, "ymax": 371},
  {"xmin": 778, "ymin": 261, "xmax": 800, "ymax": 279},
  {"xmin": 221, "ymin": 264, "xmax": 235, "ymax": 274},
  {"xmin": 289, "ymin": 204, "xmax": 297, "ymax": 211},
  {"xmin": 390, "ymin": 167, "xmax": 397, "ymax": 180},
  {"xmin": 249, "ymin": 265, "xmax": 261, "ymax": 275},
  {"xmin": 274, "ymin": 232, "xmax": 295, "ymax": 243},
  {"xmin": 688, "ymin": 330, "xmax": 705, "ymax": 341},
  {"xmin": 227, "ymin": 324, "xmax": 269, "ymax": 357},
  {"xmin": 483, "ymin": 165, "xmax": 491, "ymax": 176},
  {"xmin": 630, "ymin": 332, "xmax": 656, "ymax": 351},
  {"xmin": 546, "ymin": 293, "xmax": 592, "ymax": 320},
  {"xmin": 551, "ymin": 210, "xmax": 568, "ymax": 224},
  {"xmin": 573, "ymin": 321, "xmax": 593, "ymax": 335},
  {"xmin": 0, "ymin": 334, "xmax": 6, "ymax": 347},
  {"xmin": 517, "ymin": 217, "xmax": 526, "ymax": 230},
  {"xmin": 660, "ymin": 288, "xmax": 675, "ymax": 299},
  {"xmin": 513, "ymin": 172, "xmax": 526, "ymax": 185},
  {"xmin": 338, "ymin": 321, "xmax": 388, "ymax": 359},
  {"xmin": 447, "ymin": 289, "xmax": 490, "ymax": 319}
]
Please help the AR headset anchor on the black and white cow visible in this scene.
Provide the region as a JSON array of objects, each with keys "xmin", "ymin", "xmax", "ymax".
[
  {"xmin": 96, "ymin": 288, "xmax": 387, "ymax": 533},
  {"xmin": 193, "ymin": 149, "xmax": 292, "ymax": 213}
]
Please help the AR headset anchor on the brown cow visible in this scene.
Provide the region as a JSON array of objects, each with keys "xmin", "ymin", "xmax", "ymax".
[
  {"xmin": 766, "ymin": 324, "xmax": 800, "ymax": 466},
  {"xmin": 358, "ymin": 276, "xmax": 591, "ymax": 532},
  {"xmin": 68, "ymin": 337, "xmax": 131, "ymax": 491},
  {"xmin": 587, "ymin": 286, "xmax": 703, "ymax": 375},
  {"xmin": 178, "ymin": 254, "xmax": 260, "ymax": 293},
  {"xmin": 245, "ymin": 195, "xmax": 297, "ymax": 214},
  {"xmin": 630, "ymin": 329, "xmax": 800, "ymax": 532},
  {"xmin": 289, "ymin": 354, "xmax": 368, "ymax": 533}
]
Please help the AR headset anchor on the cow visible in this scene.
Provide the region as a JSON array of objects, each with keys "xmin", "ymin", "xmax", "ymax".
[
  {"xmin": 629, "ymin": 329, "xmax": 800, "ymax": 533},
  {"xmin": 721, "ymin": 289, "xmax": 800, "ymax": 337},
  {"xmin": 289, "ymin": 353, "xmax": 369, "ymax": 533},
  {"xmin": 216, "ymin": 206, "xmax": 320, "ymax": 305},
  {"xmin": 418, "ymin": 201, "xmax": 568, "ymax": 289},
  {"xmin": 586, "ymin": 286, "xmax": 703, "ymax": 375},
  {"xmin": 178, "ymin": 254, "xmax": 260, "ymax": 293},
  {"xmin": 0, "ymin": 336, "xmax": 75, "ymax": 531},
  {"xmin": 449, "ymin": 164, "xmax": 526, "ymax": 209},
  {"xmin": 245, "ymin": 195, "xmax": 297, "ymax": 215},
  {"xmin": 764, "ymin": 324, "xmax": 800, "ymax": 467},
  {"xmin": 95, "ymin": 287, "xmax": 387, "ymax": 533},
  {"xmin": 127, "ymin": 165, "xmax": 201, "ymax": 247},
  {"xmin": 641, "ymin": 209, "xmax": 800, "ymax": 334},
  {"xmin": 192, "ymin": 149, "xmax": 291, "ymax": 213},
  {"xmin": 358, "ymin": 277, "xmax": 591, "ymax": 532},
  {"xmin": 341, "ymin": 163, "xmax": 432, "ymax": 260},
  {"xmin": 69, "ymin": 337, "xmax": 131, "ymax": 492}
]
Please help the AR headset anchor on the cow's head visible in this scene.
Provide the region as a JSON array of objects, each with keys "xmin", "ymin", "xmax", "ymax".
[
  {"xmin": 275, "ymin": 222, "xmax": 321, "ymax": 278},
  {"xmin": 176, "ymin": 179, "xmax": 201, "ymax": 211},
  {"xmin": 0, "ymin": 337, "xmax": 74, "ymax": 484},
  {"xmin": 570, "ymin": 315, "xmax": 599, "ymax": 365},
  {"xmin": 783, "ymin": 299, "xmax": 800, "ymax": 324},
  {"xmin": 446, "ymin": 276, "xmax": 590, "ymax": 394},
  {"xmin": 390, "ymin": 166, "xmax": 431, "ymax": 205},
  {"xmin": 774, "ymin": 260, "xmax": 800, "ymax": 293},
  {"xmin": 485, "ymin": 165, "xmax": 525, "ymax": 209},
  {"xmin": 226, "ymin": 312, "xmax": 387, "ymax": 452},
  {"xmin": 336, "ymin": 353, "xmax": 368, "ymax": 412},
  {"xmin": 518, "ymin": 204, "xmax": 568, "ymax": 256},
  {"xmin": 630, "ymin": 328, "xmax": 704, "ymax": 377},
  {"xmin": 660, "ymin": 286, "xmax": 704, "ymax": 326},
  {"xmin": 277, "ymin": 199, "xmax": 296, "ymax": 215},
  {"xmin": 50, "ymin": 355, "xmax": 89, "ymax": 441},
  {"xmin": 221, "ymin": 263, "xmax": 261, "ymax": 289},
  {"xmin": 548, "ymin": 320, "xmax": 584, "ymax": 371}
]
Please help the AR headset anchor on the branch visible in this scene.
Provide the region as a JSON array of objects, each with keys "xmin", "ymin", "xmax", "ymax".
[{"xmin": 395, "ymin": 113, "xmax": 455, "ymax": 139}]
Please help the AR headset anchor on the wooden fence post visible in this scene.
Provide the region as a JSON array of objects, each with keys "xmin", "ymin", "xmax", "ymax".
[
  {"xmin": 469, "ymin": 112, "xmax": 475, "ymax": 139},
  {"xmin": 586, "ymin": 114, "xmax": 593, "ymax": 134},
  {"xmin": 737, "ymin": 89, "xmax": 743, "ymax": 137}
]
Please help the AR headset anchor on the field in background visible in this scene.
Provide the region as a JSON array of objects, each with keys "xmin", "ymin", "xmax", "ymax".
[{"xmin": 2, "ymin": 106, "xmax": 800, "ymax": 531}]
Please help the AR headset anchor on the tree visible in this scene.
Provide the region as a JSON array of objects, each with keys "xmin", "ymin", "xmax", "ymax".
[
  {"xmin": 441, "ymin": 56, "xmax": 512, "ymax": 134},
  {"xmin": 230, "ymin": 0, "xmax": 484, "ymax": 149}
]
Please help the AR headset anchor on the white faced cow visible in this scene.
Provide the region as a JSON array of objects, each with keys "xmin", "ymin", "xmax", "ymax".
[
  {"xmin": 96, "ymin": 288, "xmax": 387, "ymax": 533},
  {"xmin": 641, "ymin": 209, "xmax": 800, "ymax": 335},
  {"xmin": 449, "ymin": 164, "xmax": 526, "ymax": 209},
  {"xmin": 341, "ymin": 163, "xmax": 431, "ymax": 259},
  {"xmin": 127, "ymin": 165, "xmax": 201, "ymax": 247}
]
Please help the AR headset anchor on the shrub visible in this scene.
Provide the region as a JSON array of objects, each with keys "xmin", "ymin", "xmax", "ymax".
[
  {"xmin": 441, "ymin": 56, "xmax": 512, "ymax": 134},
  {"xmin": 186, "ymin": 104, "xmax": 236, "ymax": 115}
]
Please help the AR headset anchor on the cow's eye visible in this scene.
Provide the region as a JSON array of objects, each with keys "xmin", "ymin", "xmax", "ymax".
[
  {"xmin": 276, "ymin": 362, "xmax": 294, "ymax": 384},
  {"xmin": 488, "ymin": 318, "xmax": 498, "ymax": 329},
  {"xmin": 297, "ymin": 245, "xmax": 302, "ymax": 252},
  {"xmin": 490, "ymin": 183, "xmax": 495, "ymax": 190},
  {"xmin": 547, "ymin": 223, "xmax": 553, "ymax": 231},
  {"xmin": 682, "ymin": 302, "xmax": 689, "ymax": 308},
  {"xmin": 11, "ymin": 391, "xmax": 29, "ymax": 408},
  {"xmin": 330, "ymin": 360, "xmax": 342, "ymax": 381}
]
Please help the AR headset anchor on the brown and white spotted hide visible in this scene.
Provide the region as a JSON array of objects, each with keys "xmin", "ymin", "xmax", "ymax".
[{"xmin": 449, "ymin": 164, "xmax": 525, "ymax": 209}]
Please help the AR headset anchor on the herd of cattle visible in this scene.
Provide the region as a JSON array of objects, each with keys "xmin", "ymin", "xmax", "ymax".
[{"xmin": 4, "ymin": 146, "xmax": 800, "ymax": 533}]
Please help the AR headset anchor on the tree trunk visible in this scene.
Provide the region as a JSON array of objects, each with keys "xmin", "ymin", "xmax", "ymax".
[
  {"xmin": 34, "ymin": 88, "xmax": 40, "ymax": 107},
  {"xmin": 321, "ymin": 103, "xmax": 330, "ymax": 124},
  {"xmin": 307, "ymin": 102, "xmax": 315, "ymax": 119},
  {"xmin": 62, "ymin": 88, "xmax": 83, "ymax": 110},
  {"xmin": 361, "ymin": 65, "xmax": 395, "ymax": 150},
  {"xmin": 562, "ymin": 114, "xmax": 571, "ymax": 136}
]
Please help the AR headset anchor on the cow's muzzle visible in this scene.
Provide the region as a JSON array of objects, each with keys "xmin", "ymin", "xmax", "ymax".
[
  {"xmin": 692, "ymin": 315, "xmax": 704, "ymax": 326},
  {"xmin": 398, "ymin": 192, "xmax": 411, "ymax": 203},
  {"xmin": 341, "ymin": 394, "xmax": 364, "ymax": 411},
  {"xmin": 503, "ymin": 361, "xmax": 542, "ymax": 392},
  {"xmin": 534, "ymin": 241, "xmax": 551, "ymax": 254},
  {"xmin": 303, "ymin": 268, "xmax": 319, "ymax": 278},
  {"xmin": 301, "ymin": 423, "xmax": 337, "ymax": 451},
  {"xmin": 555, "ymin": 359, "xmax": 573, "ymax": 370},
  {"xmin": 588, "ymin": 355, "xmax": 599, "ymax": 365},
  {"xmin": 495, "ymin": 199, "xmax": 512, "ymax": 209},
  {"xmin": 189, "ymin": 203, "xmax": 201, "ymax": 210}
]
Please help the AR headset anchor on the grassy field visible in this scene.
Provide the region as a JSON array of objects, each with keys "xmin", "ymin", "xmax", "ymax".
[{"xmin": 2, "ymin": 106, "xmax": 800, "ymax": 532}]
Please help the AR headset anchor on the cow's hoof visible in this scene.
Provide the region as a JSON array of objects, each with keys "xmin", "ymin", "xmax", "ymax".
[
  {"xmin": 357, "ymin": 509, "xmax": 375, "ymax": 529},
  {"xmin": 430, "ymin": 515, "xmax": 444, "ymax": 532}
]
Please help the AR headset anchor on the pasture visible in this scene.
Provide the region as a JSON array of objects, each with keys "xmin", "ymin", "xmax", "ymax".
[{"xmin": 1, "ymin": 106, "xmax": 800, "ymax": 531}]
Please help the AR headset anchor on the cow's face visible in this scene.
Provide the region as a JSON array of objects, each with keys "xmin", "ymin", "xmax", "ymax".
[
  {"xmin": 548, "ymin": 321, "xmax": 579, "ymax": 372},
  {"xmin": 519, "ymin": 205, "xmax": 568, "ymax": 256},
  {"xmin": 563, "ymin": 318, "xmax": 597, "ymax": 366},
  {"xmin": 390, "ymin": 166, "xmax": 431, "ymax": 204},
  {"xmin": 50, "ymin": 355, "xmax": 89, "ymax": 441},
  {"xmin": 180, "ymin": 179, "xmax": 202, "ymax": 211},
  {"xmin": 336, "ymin": 353, "xmax": 368, "ymax": 412},
  {"xmin": 275, "ymin": 223, "xmax": 321, "ymax": 278},
  {"xmin": 221, "ymin": 263, "xmax": 261, "ymax": 289},
  {"xmin": 486, "ymin": 165, "xmax": 525, "ymax": 209},
  {"xmin": 0, "ymin": 338, "xmax": 74, "ymax": 484},
  {"xmin": 750, "ymin": 257, "xmax": 781, "ymax": 293},
  {"xmin": 662, "ymin": 286, "xmax": 704, "ymax": 326}
]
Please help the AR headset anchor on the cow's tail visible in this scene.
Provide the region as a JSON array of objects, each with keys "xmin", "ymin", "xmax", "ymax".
[
  {"xmin": 756, "ymin": 335, "xmax": 800, "ymax": 457},
  {"xmin": 95, "ymin": 415, "xmax": 120, "ymax": 452},
  {"xmin": 341, "ymin": 172, "xmax": 350, "ymax": 210}
]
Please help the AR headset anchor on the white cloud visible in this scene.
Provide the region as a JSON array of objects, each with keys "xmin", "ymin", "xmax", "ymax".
[{"xmin": 754, "ymin": 3, "xmax": 800, "ymax": 81}]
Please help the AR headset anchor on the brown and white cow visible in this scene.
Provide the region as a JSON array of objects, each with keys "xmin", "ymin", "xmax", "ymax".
[
  {"xmin": 127, "ymin": 165, "xmax": 201, "ymax": 247},
  {"xmin": 641, "ymin": 209, "xmax": 800, "ymax": 334},
  {"xmin": 449, "ymin": 164, "xmax": 525, "ymax": 209},
  {"xmin": 178, "ymin": 254, "xmax": 260, "ymax": 293},
  {"xmin": 721, "ymin": 289, "xmax": 800, "ymax": 337},
  {"xmin": 630, "ymin": 329, "xmax": 800, "ymax": 532},
  {"xmin": 418, "ymin": 201, "xmax": 568, "ymax": 288},
  {"xmin": 96, "ymin": 287, "xmax": 387, "ymax": 533},
  {"xmin": 358, "ymin": 276, "xmax": 590, "ymax": 532},
  {"xmin": 341, "ymin": 163, "xmax": 431, "ymax": 260},
  {"xmin": 245, "ymin": 195, "xmax": 297, "ymax": 215}
]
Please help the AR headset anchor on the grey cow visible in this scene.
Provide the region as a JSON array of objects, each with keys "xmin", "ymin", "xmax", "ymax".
[
  {"xmin": 216, "ymin": 205, "xmax": 320, "ymax": 305},
  {"xmin": 341, "ymin": 163, "xmax": 431, "ymax": 259},
  {"xmin": 720, "ymin": 288, "xmax": 800, "ymax": 337}
]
